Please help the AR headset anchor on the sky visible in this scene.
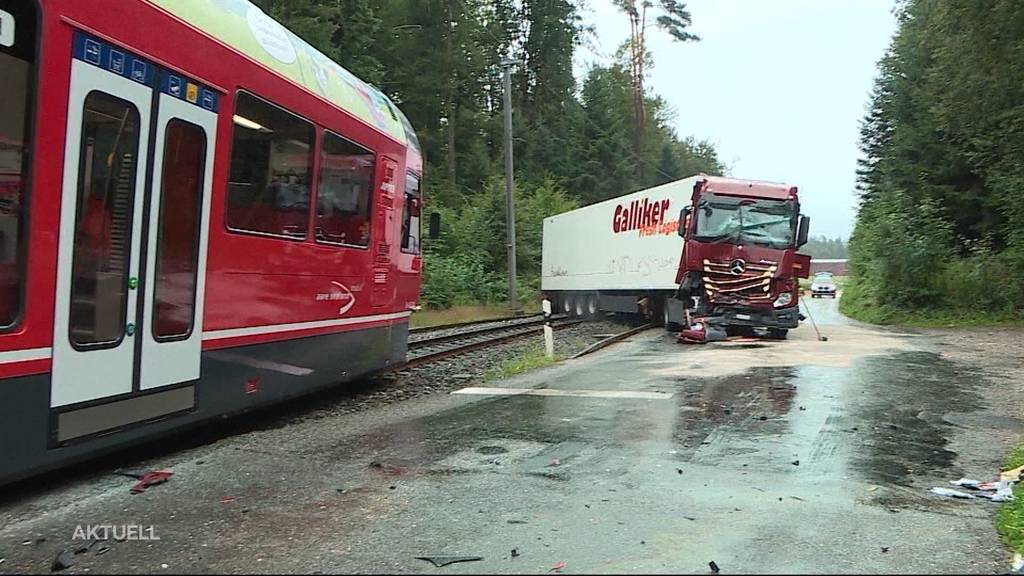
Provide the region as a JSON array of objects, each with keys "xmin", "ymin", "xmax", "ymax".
[{"xmin": 576, "ymin": 0, "xmax": 899, "ymax": 239}]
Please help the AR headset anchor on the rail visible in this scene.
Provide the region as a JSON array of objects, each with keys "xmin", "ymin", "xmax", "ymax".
[
  {"xmin": 570, "ymin": 323, "xmax": 655, "ymax": 359},
  {"xmin": 404, "ymin": 315, "xmax": 578, "ymax": 367},
  {"xmin": 409, "ymin": 313, "xmax": 543, "ymax": 335}
]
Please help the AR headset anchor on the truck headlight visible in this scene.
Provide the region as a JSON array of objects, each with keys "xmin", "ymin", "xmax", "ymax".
[{"xmin": 773, "ymin": 292, "xmax": 793, "ymax": 308}]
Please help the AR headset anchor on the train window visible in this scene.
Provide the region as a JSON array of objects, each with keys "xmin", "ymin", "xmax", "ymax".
[
  {"xmin": 226, "ymin": 91, "xmax": 313, "ymax": 239},
  {"xmin": 400, "ymin": 173, "xmax": 421, "ymax": 254},
  {"xmin": 69, "ymin": 91, "xmax": 141, "ymax": 348},
  {"xmin": 0, "ymin": 0, "xmax": 36, "ymax": 330},
  {"xmin": 153, "ymin": 119, "xmax": 206, "ymax": 341},
  {"xmin": 315, "ymin": 131, "xmax": 374, "ymax": 248}
]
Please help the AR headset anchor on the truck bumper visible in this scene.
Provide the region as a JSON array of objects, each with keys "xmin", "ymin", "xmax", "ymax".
[{"xmin": 706, "ymin": 305, "xmax": 800, "ymax": 330}]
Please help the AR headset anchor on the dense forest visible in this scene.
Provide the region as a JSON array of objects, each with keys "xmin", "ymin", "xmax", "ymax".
[
  {"xmin": 253, "ymin": 0, "xmax": 725, "ymax": 308},
  {"xmin": 802, "ymin": 236, "xmax": 848, "ymax": 260},
  {"xmin": 845, "ymin": 0, "xmax": 1024, "ymax": 322}
]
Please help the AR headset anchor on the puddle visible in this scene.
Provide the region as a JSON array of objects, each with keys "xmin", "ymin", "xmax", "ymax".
[
  {"xmin": 671, "ymin": 367, "xmax": 798, "ymax": 459},
  {"xmin": 845, "ymin": 351, "xmax": 985, "ymax": 486}
]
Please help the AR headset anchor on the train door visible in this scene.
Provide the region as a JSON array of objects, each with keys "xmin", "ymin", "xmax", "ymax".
[
  {"xmin": 138, "ymin": 86, "xmax": 216, "ymax": 390},
  {"xmin": 50, "ymin": 33, "xmax": 216, "ymax": 443}
]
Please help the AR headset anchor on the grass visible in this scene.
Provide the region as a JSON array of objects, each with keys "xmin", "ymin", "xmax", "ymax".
[
  {"xmin": 838, "ymin": 278, "xmax": 1024, "ymax": 328},
  {"xmin": 998, "ymin": 445, "xmax": 1024, "ymax": 555},
  {"xmin": 483, "ymin": 345, "xmax": 562, "ymax": 382}
]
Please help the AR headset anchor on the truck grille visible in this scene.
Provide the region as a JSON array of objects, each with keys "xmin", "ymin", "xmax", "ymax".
[{"xmin": 702, "ymin": 258, "xmax": 777, "ymax": 304}]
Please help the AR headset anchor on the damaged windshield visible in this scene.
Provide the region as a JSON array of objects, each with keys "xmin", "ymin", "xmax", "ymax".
[{"xmin": 693, "ymin": 193, "xmax": 797, "ymax": 249}]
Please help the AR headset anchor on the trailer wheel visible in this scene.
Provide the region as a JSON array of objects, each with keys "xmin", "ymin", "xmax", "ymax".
[
  {"xmin": 586, "ymin": 293, "xmax": 599, "ymax": 317},
  {"xmin": 663, "ymin": 297, "xmax": 682, "ymax": 332},
  {"xmin": 562, "ymin": 294, "xmax": 573, "ymax": 315}
]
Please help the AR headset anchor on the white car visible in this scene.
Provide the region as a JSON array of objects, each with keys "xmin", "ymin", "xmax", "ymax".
[{"xmin": 810, "ymin": 272, "xmax": 837, "ymax": 298}]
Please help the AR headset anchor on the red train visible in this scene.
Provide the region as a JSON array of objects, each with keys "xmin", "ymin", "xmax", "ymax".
[{"xmin": 0, "ymin": 0, "xmax": 426, "ymax": 485}]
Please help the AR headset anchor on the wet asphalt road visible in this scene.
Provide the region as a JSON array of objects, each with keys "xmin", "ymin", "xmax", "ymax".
[{"xmin": 0, "ymin": 297, "xmax": 1015, "ymax": 574}]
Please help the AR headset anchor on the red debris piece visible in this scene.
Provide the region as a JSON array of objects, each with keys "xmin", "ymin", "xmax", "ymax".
[
  {"xmin": 549, "ymin": 458, "xmax": 561, "ymax": 467},
  {"xmin": 221, "ymin": 496, "xmax": 236, "ymax": 504},
  {"xmin": 129, "ymin": 470, "xmax": 173, "ymax": 494},
  {"xmin": 550, "ymin": 560, "xmax": 566, "ymax": 572}
]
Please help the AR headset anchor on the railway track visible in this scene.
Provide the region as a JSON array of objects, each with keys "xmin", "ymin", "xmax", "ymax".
[
  {"xmin": 409, "ymin": 313, "xmax": 543, "ymax": 335},
  {"xmin": 405, "ymin": 314, "xmax": 579, "ymax": 366}
]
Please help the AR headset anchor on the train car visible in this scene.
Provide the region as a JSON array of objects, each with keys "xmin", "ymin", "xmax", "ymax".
[{"xmin": 0, "ymin": 0, "xmax": 425, "ymax": 485}]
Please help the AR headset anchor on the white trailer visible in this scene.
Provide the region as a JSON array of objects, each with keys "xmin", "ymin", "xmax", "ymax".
[{"xmin": 541, "ymin": 176, "xmax": 700, "ymax": 325}]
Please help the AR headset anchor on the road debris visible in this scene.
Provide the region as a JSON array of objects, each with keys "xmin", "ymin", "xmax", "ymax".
[
  {"xmin": 548, "ymin": 458, "xmax": 561, "ymax": 467},
  {"xmin": 881, "ymin": 547, "xmax": 890, "ymax": 553},
  {"xmin": 929, "ymin": 487, "xmax": 976, "ymax": 499},
  {"xmin": 511, "ymin": 548, "xmax": 520, "ymax": 558},
  {"xmin": 51, "ymin": 549, "xmax": 74, "ymax": 572},
  {"xmin": 220, "ymin": 496, "xmax": 236, "ymax": 504},
  {"xmin": 550, "ymin": 560, "xmax": 566, "ymax": 572},
  {"xmin": 128, "ymin": 470, "xmax": 173, "ymax": 494},
  {"xmin": 930, "ymin": 472, "xmax": 1016, "ymax": 503},
  {"xmin": 709, "ymin": 560, "xmax": 721, "ymax": 573},
  {"xmin": 415, "ymin": 556, "xmax": 483, "ymax": 568}
]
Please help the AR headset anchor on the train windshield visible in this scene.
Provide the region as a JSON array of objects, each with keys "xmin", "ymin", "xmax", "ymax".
[
  {"xmin": 694, "ymin": 193, "xmax": 797, "ymax": 250},
  {"xmin": 0, "ymin": 1, "xmax": 36, "ymax": 329}
]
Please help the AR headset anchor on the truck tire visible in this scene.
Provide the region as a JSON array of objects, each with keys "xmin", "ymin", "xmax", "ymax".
[{"xmin": 768, "ymin": 329, "xmax": 788, "ymax": 340}]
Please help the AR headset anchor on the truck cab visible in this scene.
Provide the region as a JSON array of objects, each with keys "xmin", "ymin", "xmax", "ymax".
[{"xmin": 673, "ymin": 175, "xmax": 811, "ymax": 336}]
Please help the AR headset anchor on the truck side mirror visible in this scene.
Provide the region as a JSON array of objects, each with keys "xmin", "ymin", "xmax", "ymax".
[
  {"xmin": 678, "ymin": 207, "xmax": 692, "ymax": 238},
  {"xmin": 797, "ymin": 215, "xmax": 810, "ymax": 247},
  {"xmin": 428, "ymin": 212, "xmax": 441, "ymax": 240}
]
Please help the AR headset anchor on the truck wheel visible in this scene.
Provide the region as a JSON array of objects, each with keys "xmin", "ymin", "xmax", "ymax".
[{"xmin": 768, "ymin": 329, "xmax": 788, "ymax": 340}]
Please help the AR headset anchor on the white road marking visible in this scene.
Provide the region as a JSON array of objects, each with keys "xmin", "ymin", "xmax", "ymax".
[{"xmin": 452, "ymin": 387, "xmax": 673, "ymax": 400}]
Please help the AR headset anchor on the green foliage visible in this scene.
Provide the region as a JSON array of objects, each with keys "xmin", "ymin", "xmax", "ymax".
[
  {"xmin": 801, "ymin": 236, "xmax": 848, "ymax": 259},
  {"xmin": 419, "ymin": 250, "xmax": 506, "ymax": 309},
  {"xmin": 849, "ymin": 0, "xmax": 1024, "ymax": 324}
]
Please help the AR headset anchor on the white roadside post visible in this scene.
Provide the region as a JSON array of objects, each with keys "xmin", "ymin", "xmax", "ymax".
[{"xmin": 542, "ymin": 299, "xmax": 554, "ymax": 358}]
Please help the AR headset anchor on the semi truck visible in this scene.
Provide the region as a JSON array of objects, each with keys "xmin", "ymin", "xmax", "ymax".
[{"xmin": 541, "ymin": 174, "xmax": 812, "ymax": 338}]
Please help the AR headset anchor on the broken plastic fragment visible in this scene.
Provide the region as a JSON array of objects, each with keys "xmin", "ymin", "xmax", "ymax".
[
  {"xmin": 415, "ymin": 556, "xmax": 483, "ymax": 568},
  {"xmin": 129, "ymin": 470, "xmax": 173, "ymax": 494},
  {"xmin": 550, "ymin": 560, "xmax": 567, "ymax": 572},
  {"xmin": 51, "ymin": 550, "xmax": 74, "ymax": 572},
  {"xmin": 929, "ymin": 487, "xmax": 976, "ymax": 499}
]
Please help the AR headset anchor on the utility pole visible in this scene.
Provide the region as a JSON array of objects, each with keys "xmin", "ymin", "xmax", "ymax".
[{"xmin": 501, "ymin": 58, "xmax": 519, "ymax": 312}]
